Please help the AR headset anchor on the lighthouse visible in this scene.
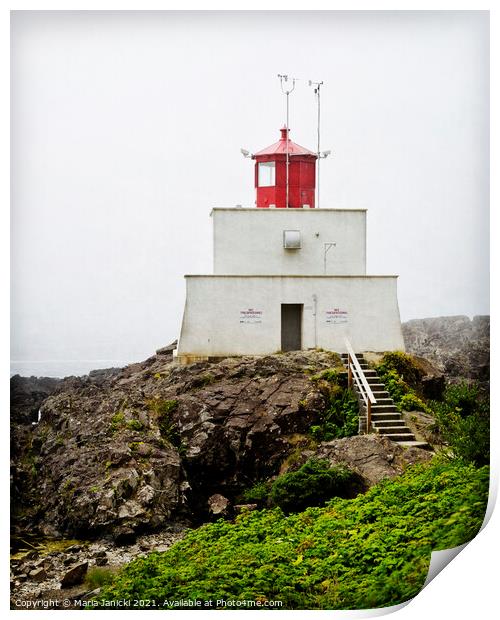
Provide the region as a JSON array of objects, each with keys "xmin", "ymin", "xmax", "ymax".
[
  {"xmin": 253, "ymin": 127, "xmax": 317, "ymax": 209},
  {"xmin": 175, "ymin": 126, "xmax": 405, "ymax": 364}
]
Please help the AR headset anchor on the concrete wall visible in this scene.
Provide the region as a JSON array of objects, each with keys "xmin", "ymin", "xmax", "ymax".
[
  {"xmin": 212, "ymin": 208, "xmax": 366, "ymax": 276},
  {"xmin": 177, "ymin": 275, "xmax": 405, "ymax": 359}
]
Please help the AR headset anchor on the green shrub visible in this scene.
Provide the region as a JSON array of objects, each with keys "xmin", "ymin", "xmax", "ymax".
[
  {"xmin": 311, "ymin": 386, "xmax": 359, "ymax": 441},
  {"xmin": 97, "ymin": 461, "xmax": 488, "ymax": 610},
  {"xmin": 430, "ymin": 383, "xmax": 489, "ymax": 466},
  {"xmin": 240, "ymin": 480, "xmax": 273, "ymax": 506},
  {"xmin": 439, "ymin": 382, "xmax": 484, "ymax": 418},
  {"xmin": 376, "ymin": 351, "xmax": 423, "ymax": 388},
  {"xmin": 269, "ymin": 459, "xmax": 355, "ymax": 513},
  {"xmin": 311, "ymin": 368, "xmax": 340, "ymax": 383},
  {"xmin": 375, "ymin": 368, "xmax": 411, "ymax": 406},
  {"xmin": 399, "ymin": 393, "xmax": 431, "ymax": 414}
]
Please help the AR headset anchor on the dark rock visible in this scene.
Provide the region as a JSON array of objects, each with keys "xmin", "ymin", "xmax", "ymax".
[
  {"xmin": 11, "ymin": 350, "xmax": 338, "ymax": 536},
  {"xmin": 10, "ymin": 375, "xmax": 62, "ymax": 425},
  {"xmin": 95, "ymin": 556, "xmax": 108, "ymax": 566},
  {"xmin": 28, "ymin": 567, "xmax": 48, "ymax": 582},
  {"xmin": 113, "ymin": 527, "xmax": 137, "ymax": 546},
  {"xmin": 60, "ymin": 562, "xmax": 88, "ymax": 588},
  {"xmin": 156, "ymin": 341, "xmax": 178, "ymax": 356},
  {"xmin": 92, "ymin": 550, "xmax": 107, "ymax": 559},
  {"xmin": 403, "ymin": 411, "xmax": 441, "ymax": 446}
]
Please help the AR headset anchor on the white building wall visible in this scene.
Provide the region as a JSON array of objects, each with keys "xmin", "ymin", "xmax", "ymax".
[
  {"xmin": 177, "ymin": 275, "xmax": 405, "ymax": 359},
  {"xmin": 212, "ymin": 208, "xmax": 366, "ymax": 276}
]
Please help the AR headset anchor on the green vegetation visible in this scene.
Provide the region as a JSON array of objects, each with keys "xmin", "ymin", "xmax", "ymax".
[
  {"xmin": 374, "ymin": 352, "xmax": 425, "ymax": 412},
  {"xmin": 85, "ymin": 567, "xmax": 116, "ymax": 589},
  {"xmin": 109, "ymin": 411, "xmax": 126, "ymax": 432},
  {"xmin": 146, "ymin": 398, "xmax": 182, "ymax": 448},
  {"xmin": 126, "ymin": 419, "xmax": 144, "ymax": 432},
  {"xmin": 97, "ymin": 460, "xmax": 488, "ymax": 610},
  {"xmin": 430, "ymin": 382, "xmax": 490, "ymax": 467},
  {"xmin": 375, "ymin": 351, "xmax": 423, "ymax": 387},
  {"xmin": 270, "ymin": 459, "xmax": 356, "ymax": 513},
  {"xmin": 240, "ymin": 480, "xmax": 272, "ymax": 506},
  {"xmin": 240, "ymin": 459, "xmax": 356, "ymax": 512},
  {"xmin": 399, "ymin": 393, "xmax": 430, "ymax": 414},
  {"xmin": 374, "ymin": 352, "xmax": 489, "ymax": 466},
  {"xmin": 310, "ymin": 370, "xmax": 359, "ymax": 440}
]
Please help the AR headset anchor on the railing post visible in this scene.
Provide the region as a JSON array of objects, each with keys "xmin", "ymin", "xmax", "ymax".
[
  {"xmin": 347, "ymin": 354, "xmax": 352, "ymax": 389},
  {"xmin": 367, "ymin": 400, "xmax": 372, "ymax": 432}
]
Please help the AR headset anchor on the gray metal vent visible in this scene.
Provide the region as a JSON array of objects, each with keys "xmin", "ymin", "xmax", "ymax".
[{"xmin": 283, "ymin": 230, "xmax": 301, "ymax": 249}]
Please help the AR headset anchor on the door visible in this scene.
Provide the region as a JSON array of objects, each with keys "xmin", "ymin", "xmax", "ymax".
[{"xmin": 281, "ymin": 304, "xmax": 303, "ymax": 351}]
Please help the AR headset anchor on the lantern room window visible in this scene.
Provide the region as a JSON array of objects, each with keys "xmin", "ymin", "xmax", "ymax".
[{"xmin": 258, "ymin": 162, "xmax": 276, "ymax": 187}]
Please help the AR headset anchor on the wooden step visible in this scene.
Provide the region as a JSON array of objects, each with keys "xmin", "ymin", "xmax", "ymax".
[
  {"xmin": 372, "ymin": 419, "xmax": 406, "ymax": 428},
  {"xmin": 370, "ymin": 398, "xmax": 394, "ymax": 405},
  {"xmin": 378, "ymin": 432, "xmax": 416, "ymax": 441},
  {"xmin": 370, "ymin": 412, "xmax": 403, "ymax": 422},
  {"xmin": 375, "ymin": 426, "xmax": 413, "ymax": 435},
  {"xmin": 369, "ymin": 404, "xmax": 398, "ymax": 413},
  {"xmin": 394, "ymin": 440, "xmax": 432, "ymax": 449}
]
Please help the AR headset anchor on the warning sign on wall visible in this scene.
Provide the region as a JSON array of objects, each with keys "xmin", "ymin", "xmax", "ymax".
[
  {"xmin": 325, "ymin": 308, "xmax": 348, "ymax": 325},
  {"xmin": 240, "ymin": 308, "xmax": 263, "ymax": 324}
]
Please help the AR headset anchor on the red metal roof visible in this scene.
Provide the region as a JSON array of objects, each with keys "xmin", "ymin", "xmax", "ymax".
[{"xmin": 252, "ymin": 127, "xmax": 317, "ymax": 158}]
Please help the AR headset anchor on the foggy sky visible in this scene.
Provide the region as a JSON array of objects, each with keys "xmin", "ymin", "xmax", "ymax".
[{"xmin": 11, "ymin": 10, "xmax": 489, "ymax": 363}]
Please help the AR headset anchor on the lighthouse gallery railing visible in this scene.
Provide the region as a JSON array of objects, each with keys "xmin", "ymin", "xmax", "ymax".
[{"xmin": 344, "ymin": 338, "xmax": 377, "ymax": 433}]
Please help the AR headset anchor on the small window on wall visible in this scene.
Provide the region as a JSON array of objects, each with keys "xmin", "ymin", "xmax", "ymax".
[
  {"xmin": 283, "ymin": 230, "xmax": 301, "ymax": 249},
  {"xmin": 258, "ymin": 162, "xmax": 276, "ymax": 187}
]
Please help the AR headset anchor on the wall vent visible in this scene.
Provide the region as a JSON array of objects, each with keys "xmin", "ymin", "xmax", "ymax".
[{"xmin": 283, "ymin": 230, "xmax": 301, "ymax": 249}]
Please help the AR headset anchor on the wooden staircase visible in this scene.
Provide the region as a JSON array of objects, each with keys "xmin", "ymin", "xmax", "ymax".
[{"xmin": 340, "ymin": 351, "xmax": 429, "ymax": 448}]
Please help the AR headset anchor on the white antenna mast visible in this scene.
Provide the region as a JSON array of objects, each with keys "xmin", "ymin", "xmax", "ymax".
[
  {"xmin": 278, "ymin": 74, "xmax": 296, "ymax": 208},
  {"xmin": 309, "ymin": 80, "xmax": 324, "ymax": 208}
]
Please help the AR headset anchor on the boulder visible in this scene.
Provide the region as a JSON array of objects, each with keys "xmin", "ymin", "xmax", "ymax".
[
  {"xmin": 28, "ymin": 567, "xmax": 47, "ymax": 582},
  {"xmin": 309, "ymin": 434, "xmax": 433, "ymax": 488},
  {"xmin": 60, "ymin": 562, "xmax": 88, "ymax": 588},
  {"xmin": 208, "ymin": 494, "xmax": 230, "ymax": 518}
]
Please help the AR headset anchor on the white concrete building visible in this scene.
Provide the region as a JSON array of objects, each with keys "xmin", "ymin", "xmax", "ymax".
[{"xmin": 175, "ymin": 128, "xmax": 404, "ymax": 363}]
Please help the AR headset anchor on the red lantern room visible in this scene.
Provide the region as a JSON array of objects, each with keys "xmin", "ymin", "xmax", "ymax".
[{"xmin": 252, "ymin": 127, "xmax": 318, "ymax": 209}]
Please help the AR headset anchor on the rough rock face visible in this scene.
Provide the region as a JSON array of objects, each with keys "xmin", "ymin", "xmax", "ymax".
[
  {"xmin": 11, "ymin": 350, "xmax": 339, "ymax": 538},
  {"xmin": 402, "ymin": 315, "xmax": 489, "ymax": 384},
  {"xmin": 299, "ymin": 435, "xmax": 433, "ymax": 488},
  {"xmin": 10, "ymin": 376, "xmax": 62, "ymax": 425}
]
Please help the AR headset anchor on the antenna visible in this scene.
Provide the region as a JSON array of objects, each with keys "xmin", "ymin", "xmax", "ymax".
[
  {"xmin": 309, "ymin": 80, "xmax": 324, "ymax": 208},
  {"xmin": 278, "ymin": 74, "xmax": 297, "ymax": 208}
]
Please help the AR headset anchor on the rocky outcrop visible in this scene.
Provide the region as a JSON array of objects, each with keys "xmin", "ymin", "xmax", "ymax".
[
  {"xmin": 11, "ymin": 350, "xmax": 339, "ymax": 539},
  {"xmin": 299, "ymin": 434, "xmax": 433, "ymax": 488},
  {"xmin": 402, "ymin": 315, "xmax": 489, "ymax": 384},
  {"xmin": 10, "ymin": 376, "xmax": 62, "ymax": 425}
]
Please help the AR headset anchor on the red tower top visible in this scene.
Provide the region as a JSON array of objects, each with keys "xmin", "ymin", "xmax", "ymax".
[{"xmin": 252, "ymin": 127, "xmax": 317, "ymax": 208}]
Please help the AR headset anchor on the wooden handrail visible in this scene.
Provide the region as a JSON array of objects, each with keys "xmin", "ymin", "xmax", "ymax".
[{"xmin": 344, "ymin": 338, "xmax": 377, "ymax": 432}]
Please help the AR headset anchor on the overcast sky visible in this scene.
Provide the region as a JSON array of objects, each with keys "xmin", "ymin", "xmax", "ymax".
[{"xmin": 11, "ymin": 10, "xmax": 489, "ymax": 364}]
